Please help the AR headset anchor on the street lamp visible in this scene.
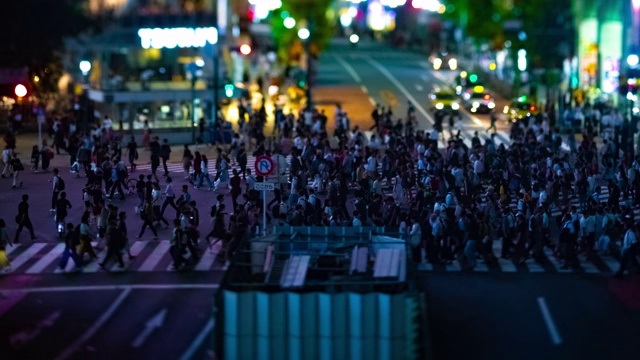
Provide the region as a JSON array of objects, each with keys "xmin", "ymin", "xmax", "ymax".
[
  {"xmin": 628, "ymin": 54, "xmax": 639, "ymax": 67},
  {"xmin": 79, "ymin": 60, "xmax": 91, "ymax": 76},
  {"xmin": 79, "ymin": 60, "xmax": 92, "ymax": 134},
  {"xmin": 14, "ymin": 84, "xmax": 27, "ymax": 98},
  {"xmin": 297, "ymin": 28, "xmax": 310, "ymax": 40},
  {"xmin": 284, "ymin": 17, "xmax": 296, "ymax": 29}
]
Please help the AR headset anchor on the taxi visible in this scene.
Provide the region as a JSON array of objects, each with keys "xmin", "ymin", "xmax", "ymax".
[
  {"xmin": 429, "ymin": 89, "xmax": 460, "ymax": 112},
  {"xmin": 503, "ymin": 96, "xmax": 539, "ymax": 121},
  {"xmin": 467, "ymin": 92, "xmax": 496, "ymax": 114}
]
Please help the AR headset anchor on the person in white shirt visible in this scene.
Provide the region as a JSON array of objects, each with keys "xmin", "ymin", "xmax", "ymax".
[
  {"xmin": 161, "ymin": 177, "xmax": 177, "ymax": 217},
  {"xmin": 580, "ymin": 210, "xmax": 596, "ymax": 255},
  {"xmin": 352, "ymin": 210, "xmax": 363, "ymax": 227},
  {"xmin": 1, "ymin": 146, "xmax": 12, "ymax": 178},
  {"xmin": 615, "ymin": 218, "xmax": 639, "ymax": 278}
]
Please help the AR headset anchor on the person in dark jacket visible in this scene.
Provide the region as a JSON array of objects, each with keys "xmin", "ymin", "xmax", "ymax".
[{"xmin": 14, "ymin": 194, "xmax": 36, "ymax": 243}]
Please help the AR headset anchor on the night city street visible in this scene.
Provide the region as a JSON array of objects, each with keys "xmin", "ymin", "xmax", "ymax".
[{"xmin": 1, "ymin": 0, "xmax": 640, "ymax": 359}]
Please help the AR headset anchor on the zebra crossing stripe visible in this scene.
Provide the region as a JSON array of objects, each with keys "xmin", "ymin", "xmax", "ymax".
[
  {"xmin": 193, "ymin": 242, "xmax": 222, "ymax": 271},
  {"xmin": 83, "ymin": 247, "xmax": 108, "ymax": 273},
  {"xmin": 543, "ymin": 247, "xmax": 571, "ymax": 273},
  {"xmin": 9, "ymin": 243, "xmax": 47, "ymax": 270},
  {"xmin": 139, "ymin": 241, "xmax": 172, "ymax": 272},
  {"xmin": 600, "ymin": 255, "xmax": 620, "ymax": 273},
  {"xmin": 129, "ymin": 241, "xmax": 148, "ymax": 257},
  {"xmin": 527, "ymin": 260, "xmax": 546, "ymax": 273},
  {"xmin": 578, "ymin": 254, "xmax": 600, "ymax": 273},
  {"xmin": 26, "ymin": 243, "xmax": 65, "ymax": 274},
  {"xmin": 6, "ymin": 243, "xmax": 22, "ymax": 256}
]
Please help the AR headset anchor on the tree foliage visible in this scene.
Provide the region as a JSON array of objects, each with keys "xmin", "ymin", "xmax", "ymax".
[
  {"xmin": 443, "ymin": 0, "xmax": 572, "ymax": 69},
  {"xmin": 270, "ymin": 0, "xmax": 335, "ymax": 63}
]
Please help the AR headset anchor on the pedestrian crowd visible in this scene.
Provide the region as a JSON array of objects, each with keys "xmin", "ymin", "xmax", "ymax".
[{"xmin": 1, "ymin": 99, "xmax": 639, "ymax": 278}]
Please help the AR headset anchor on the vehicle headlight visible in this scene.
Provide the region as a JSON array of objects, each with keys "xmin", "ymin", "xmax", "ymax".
[
  {"xmin": 433, "ymin": 58, "xmax": 442, "ymax": 70},
  {"xmin": 448, "ymin": 58, "xmax": 458, "ymax": 70},
  {"xmin": 451, "ymin": 103, "xmax": 459, "ymax": 110},
  {"xmin": 472, "ymin": 102, "xmax": 479, "ymax": 108},
  {"xmin": 503, "ymin": 106, "xmax": 509, "ymax": 114},
  {"xmin": 488, "ymin": 102, "xmax": 495, "ymax": 109},
  {"xmin": 435, "ymin": 103, "xmax": 444, "ymax": 110}
]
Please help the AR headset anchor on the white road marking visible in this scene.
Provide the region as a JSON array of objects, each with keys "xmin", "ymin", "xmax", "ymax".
[
  {"xmin": 537, "ymin": 297, "xmax": 563, "ymax": 345},
  {"xmin": 415, "ymin": 84, "xmax": 424, "ymax": 91},
  {"xmin": 1, "ymin": 284, "xmax": 220, "ymax": 293},
  {"xmin": 9, "ymin": 243, "xmax": 47, "ymax": 270},
  {"xmin": 360, "ymin": 85, "xmax": 368, "ymax": 94},
  {"xmin": 333, "ymin": 54, "xmax": 362, "ymax": 83},
  {"xmin": 368, "ymin": 97, "xmax": 376, "ymax": 106},
  {"xmin": 194, "ymin": 242, "xmax": 222, "ymax": 271},
  {"xmin": 364, "ymin": 56, "xmax": 435, "ymax": 126},
  {"xmin": 26, "ymin": 243, "xmax": 65, "ymax": 274},
  {"xmin": 179, "ymin": 318, "xmax": 215, "ymax": 360},
  {"xmin": 139, "ymin": 241, "xmax": 171, "ymax": 272},
  {"xmin": 54, "ymin": 288, "xmax": 132, "ymax": 360}
]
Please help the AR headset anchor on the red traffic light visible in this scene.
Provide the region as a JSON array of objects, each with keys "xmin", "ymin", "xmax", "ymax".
[
  {"xmin": 14, "ymin": 84, "xmax": 27, "ymax": 98},
  {"xmin": 483, "ymin": 94, "xmax": 490, "ymax": 100},
  {"xmin": 239, "ymin": 44, "xmax": 252, "ymax": 55},
  {"xmin": 530, "ymin": 105, "xmax": 537, "ymax": 112}
]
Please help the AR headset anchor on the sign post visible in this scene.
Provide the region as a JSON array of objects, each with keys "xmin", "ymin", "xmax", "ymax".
[
  {"xmin": 254, "ymin": 182, "xmax": 275, "ymax": 236},
  {"xmin": 254, "ymin": 155, "xmax": 275, "ymax": 236}
]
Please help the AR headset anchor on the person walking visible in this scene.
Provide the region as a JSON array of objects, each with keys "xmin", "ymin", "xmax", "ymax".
[
  {"xmin": 138, "ymin": 199, "xmax": 159, "ymax": 240},
  {"xmin": 486, "ymin": 111, "xmax": 497, "ymax": 133},
  {"xmin": 615, "ymin": 217, "xmax": 639, "ymax": 278},
  {"xmin": 55, "ymin": 191, "xmax": 72, "ymax": 225},
  {"xmin": 1, "ymin": 146, "xmax": 12, "ymax": 178},
  {"xmin": 152, "ymin": 182, "xmax": 170, "ymax": 228},
  {"xmin": 107, "ymin": 160, "xmax": 127, "ymax": 200},
  {"xmin": 50, "ymin": 168, "xmax": 64, "ymax": 212},
  {"xmin": 195, "ymin": 154, "xmax": 214, "ymax": 190},
  {"xmin": 149, "ymin": 136, "xmax": 161, "ymax": 181},
  {"xmin": 160, "ymin": 138, "xmax": 171, "ymax": 177},
  {"xmin": 10, "ymin": 153, "xmax": 24, "ymax": 189},
  {"xmin": 118, "ymin": 211, "xmax": 135, "ymax": 260},
  {"xmin": 160, "ymin": 176, "xmax": 177, "ymax": 218},
  {"xmin": 126, "ymin": 136, "xmax": 138, "ymax": 172},
  {"xmin": 213, "ymin": 154, "xmax": 229, "ymax": 191},
  {"xmin": 77, "ymin": 212, "xmax": 98, "ymax": 261},
  {"xmin": 99, "ymin": 219, "xmax": 125, "ymax": 269},
  {"xmin": 182, "ymin": 145, "xmax": 193, "ymax": 179},
  {"xmin": 169, "ymin": 219, "xmax": 186, "ymax": 270},
  {"xmin": 14, "ymin": 194, "xmax": 36, "ymax": 243},
  {"xmin": 59, "ymin": 223, "xmax": 82, "ymax": 271},
  {"xmin": 230, "ymin": 170, "xmax": 242, "ymax": 209},
  {"xmin": 0, "ymin": 219, "xmax": 12, "ymax": 272}
]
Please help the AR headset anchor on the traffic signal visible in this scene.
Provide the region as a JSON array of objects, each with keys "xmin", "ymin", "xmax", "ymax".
[
  {"xmin": 239, "ymin": 44, "xmax": 252, "ymax": 56},
  {"xmin": 298, "ymin": 80, "xmax": 306, "ymax": 88},
  {"xmin": 225, "ymin": 83, "xmax": 234, "ymax": 97},
  {"xmin": 469, "ymin": 74, "xmax": 478, "ymax": 83}
]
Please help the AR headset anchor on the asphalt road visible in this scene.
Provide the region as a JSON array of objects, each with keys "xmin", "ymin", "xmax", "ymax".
[{"xmin": 422, "ymin": 273, "xmax": 640, "ymax": 360}]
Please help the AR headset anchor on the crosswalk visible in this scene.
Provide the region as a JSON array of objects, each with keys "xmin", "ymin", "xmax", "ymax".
[
  {"xmin": 419, "ymin": 245, "xmax": 626, "ymax": 275},
  {"xmin": 0, "ymin": 239, "xmax": 225, "ymax": 275}
]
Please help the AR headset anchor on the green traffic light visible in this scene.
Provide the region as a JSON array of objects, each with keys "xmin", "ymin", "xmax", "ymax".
[
  {"xmin": 298, "ymin": 81, "xmax": 306, "ymax": 87},
  {"xmin": 224, "ymin": 84, "xmax": 234, "ymax": 98},
  {"xmin": 469, "ymin": 74, "xmax": 478, "ymax": 83}
]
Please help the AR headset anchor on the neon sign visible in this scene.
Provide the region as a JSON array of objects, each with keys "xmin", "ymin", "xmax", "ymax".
[{"xmin": 138, "ymin": 27, "xmax": 218, "ymax": 49}]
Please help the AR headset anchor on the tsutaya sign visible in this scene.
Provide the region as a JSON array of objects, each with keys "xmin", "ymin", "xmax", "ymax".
[{"xmin": 138, "ymin": 27, "xmax": 218, "ymax": 49}]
